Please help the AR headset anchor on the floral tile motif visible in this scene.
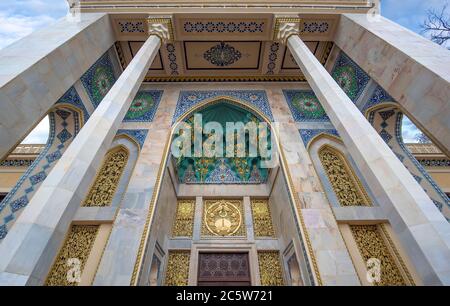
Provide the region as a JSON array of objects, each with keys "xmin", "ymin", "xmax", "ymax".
[
  {"xmin": 80, "ymin": 52, "xmax": 117, "ymax": 108},
  {"xmin": 203, "ymin": 42, "xmax": 242, "ymax": 67},
  {"xmin": 331, "ymin": 52, "xmax": 370, "ymax": 103},
  {"xmin": 123, "ymin": 91, "xmax": 163, "ymax": 122},
  {"xmin": 283, "ymin": 90, "xmax": 329, "ymax": 122},
  {"xmin": 173, "ymin": 90, "xmax": 274, "ymax": 123}
]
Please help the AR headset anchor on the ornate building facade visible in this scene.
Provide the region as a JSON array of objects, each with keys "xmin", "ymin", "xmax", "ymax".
[{"xmin": 0, "ymin": 0, "xmax": 449, "ymax": 286}]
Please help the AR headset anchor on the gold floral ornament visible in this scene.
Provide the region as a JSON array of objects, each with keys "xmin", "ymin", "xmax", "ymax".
[
  {"xmin": 172, "ymin": 200, "xmax": 195, "ymax": 237},
  {"xmin": 319, "ymin": 146, "xmax": 371, "ymax": 207},
  {"xmin": 165, "ymin": 251, "xmax": 190, "ymax": 286},
  {"xmin": 258, "ymin": 251, "xmax": 284, "ymax": 286},
  {"xmin": 251, "ymin": 199, "xmax": 275, "ymax": 237},
  {"xmin": 83, "ymin": 147, "xmax": 128, "ymax": 207},
  {"xmin": 202, "ymin": 199, "xmax": 245, "ymax": 237},
  {"xmin": 350, "ymin": 225, "xmax": 406, "ymax": 286},
  {"xmin": 45, "ymin": 225, "xmax": 99, "ymax": 286}
]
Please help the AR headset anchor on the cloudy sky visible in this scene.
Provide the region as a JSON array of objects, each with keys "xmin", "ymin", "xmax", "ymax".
[{"xmin": 0, "ymin": 0, "xmax": 447, "ymax": 144}]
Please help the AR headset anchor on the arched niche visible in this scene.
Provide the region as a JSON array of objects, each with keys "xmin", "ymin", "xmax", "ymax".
[
  {"xmin": 0, "ymin": 103, "xmax": 84, "ymax": 240},
  {"xmin": 135, "ymin": 97, "xmax": 318, "ymax": 286},
  {"xmin": 82, "ymin": 135, "xmax": 140, "ymax": 208},
  {"xmin": 308, "ymin": 134, "xmax": 374, "ymax": 208},
  {"xmin": 366, "ymin": 104, "xmax": 449, "ymax": 221}
]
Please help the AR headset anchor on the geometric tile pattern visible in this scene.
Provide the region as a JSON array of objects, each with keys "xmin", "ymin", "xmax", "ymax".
[
  {"xmin": 368, "ymin": 105, "xmax": 449, "ymax": 221},
  {"xmin": 80, "ymin": 51, "xmax": 117, "ymax": 108},
  {"xmin": 116, "ymin": 129, "xmax": 149, "ymax": 149},
  {"xmin": 123, "ymin": 90, "xmax": 163, "ymax": 122},
  {"xmin": 172, "ymin": 90, "xmax": 274, "ymax": 123},
  {"xmin": 393, "ymin": 112, "xmax": 449, "ymax": 218},
  {"xmin": 0, "ymin": 105, "xmax": 82, "ymax": 240},
  {"xmin": 377, "ymin": 109, "xmax": 396, "ymax": 144},
  {"xmin": 283, "ymin": 90, "xmax": 329, "ymax": 122},
  {"xmin": 331, "ymin": 52, "xmax": 370, "ymax": 103}
]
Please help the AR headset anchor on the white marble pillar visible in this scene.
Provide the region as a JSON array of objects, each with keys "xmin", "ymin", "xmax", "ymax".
[
  {"xmin": 334, "ymin": 14, "xmax": 450, "ymax": 156},
  {"xmin": 284, "ymin": 29, "xmax": 450, "ymax": 285},
  {"xmin": 0, "ymin": 33, "xmax": 161, "ymax": 286},
  {"xmin": 0, "ymin": 13, "xmax": 115, "ymax": 160}
]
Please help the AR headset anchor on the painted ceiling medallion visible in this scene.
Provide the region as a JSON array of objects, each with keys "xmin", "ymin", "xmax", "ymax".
[
  {"xmin": 205, "ymin": 200, "xmax": 242, "ymax": 236},
  {"xmin": 203, "ymin": 42, "xmax": 242, "ymax": 67}
]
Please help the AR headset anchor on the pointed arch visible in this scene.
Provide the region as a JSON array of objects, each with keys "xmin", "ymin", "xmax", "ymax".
[{"xmin": 131, "ymin": 96, "xmax": 322, "ymax": 286}]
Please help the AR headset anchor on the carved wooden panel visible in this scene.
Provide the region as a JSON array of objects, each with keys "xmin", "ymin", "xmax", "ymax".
[{"xmin": 198, "ymin": 253, "xmax": 251, "ymax": 286}]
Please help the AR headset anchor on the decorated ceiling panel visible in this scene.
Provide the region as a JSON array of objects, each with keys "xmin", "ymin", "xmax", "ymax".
[
  {"xmin": 184, "ymin": 41, "xmax": 262, "ymax": 70},
  {"xmin": 111, "ymin": 13, "xmax": 338, "ymax": 82}
]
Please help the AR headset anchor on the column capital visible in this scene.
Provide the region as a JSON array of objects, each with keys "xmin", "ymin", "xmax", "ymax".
[
  {"xmin": 273, "ymin": 16, "xmax": 301, "ymax": 44},
  {"xmin": 147, "ymin": 16, "xmax": 174, "ymax": 43}
]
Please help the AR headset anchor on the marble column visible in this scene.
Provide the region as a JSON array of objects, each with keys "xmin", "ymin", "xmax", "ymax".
[
  {"xmin": 0, "ymin": 13, "xmax": 115, "ymax": 160},
  {"xmin": 334, "ymin": 14, "xmax": 450, "ymax": 156},
  {"xmin": 280, "ymin": 22, "xmax": 450, "ymax": 285},
  {"xmin": 0, "ymin": 33, "xmax": 162, "ymax": 285}
]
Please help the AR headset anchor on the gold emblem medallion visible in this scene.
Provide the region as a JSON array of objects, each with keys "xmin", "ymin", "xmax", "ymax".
[{"xmin": 204, "ymin": 200, "xmax": 243, "ymax": 236}]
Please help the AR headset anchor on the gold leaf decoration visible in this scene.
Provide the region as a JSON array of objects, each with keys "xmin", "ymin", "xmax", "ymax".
[
  {"xmin": 319, "ymin": 146, "xmax": 371, "ymax": 206},
  {"xmin": 45, "ymin": 225, "xmax": 99, "ymax": 286},
  {"xmin": 202, "ymin": 199, "xmax": 245, "ymax": 237},
  {"xmin": 83, "ymin": 147, "xmax": 128, "ymax": 207},
  {"xmin": 350, "ymin": 225, "xmax": 406, "ymax": 286},
  {"xmin": 164, "ymin": 251, "xmax": 190, "ymax": 286},
  {"xmin": 251, "ymin": 199, "xmax": 275, "ymax": 237},
  {"xmin": 258, "ymin": 251, "xmax": 284, "ymax": 286},
  {"xmin": 172, "ymin": 200, "xmax": 195, "ymax": 237}
]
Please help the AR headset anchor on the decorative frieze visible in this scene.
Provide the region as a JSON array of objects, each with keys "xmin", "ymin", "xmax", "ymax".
[
  {"xmin": 257, "ymin": 251, "xmax": 284, "ymax": 286},
  {"xmin": 164, "ymin": 251, "xmax": 190, "ymax": 286},
  {"xmin": 251, "ymin": 199, "xmax": 275, "ymax": 237},
  {"xmin": 184, "ymin": 21, "xmax": 264, "ymax": 33},
  {"xmin": 319, "ymin": 146, "xmax": 371, "ymax": 207},
  {"xmin": 45, "ymin": 225, "xmax": 99, "ymax": 286},
  {"xmin": 172, "ymin": 200, "xmax": 195, "ymax": 237},
  {"xmin": 83, "ymin": 147, "xmax": 128, "ymax": 207}
]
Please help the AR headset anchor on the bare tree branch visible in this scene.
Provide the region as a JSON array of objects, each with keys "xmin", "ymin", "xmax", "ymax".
[{"xmin": 420, "ymin": 2, "xmax": 450, "ymax": 48}]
